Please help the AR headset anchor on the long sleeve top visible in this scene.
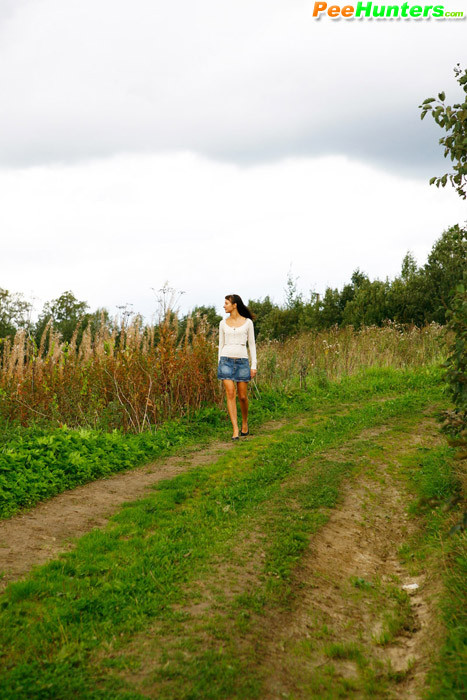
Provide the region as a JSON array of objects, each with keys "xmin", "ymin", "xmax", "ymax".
[{"xmin": 218, "ymin": 318, "xmax": 257, "ymax": 370}]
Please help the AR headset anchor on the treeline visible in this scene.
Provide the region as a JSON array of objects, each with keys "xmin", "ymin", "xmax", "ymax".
[
  {"xmin": 0, "ymin": 224, "xmax": 465, "ymax": 345},
  {"xmin": 249, "ymin": 225, "xmax": 466, "ymax": 340}
]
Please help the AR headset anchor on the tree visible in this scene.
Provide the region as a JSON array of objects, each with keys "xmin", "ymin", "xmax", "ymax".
[
  {"xmin": 419, "ymin": 64, "xmax": 467, "ymax": 199},
  {"xmin": 338, "ymin": 283, "xmax": 356, "ymax": 312},
  {"xmin": 400, "ymin": 252, "xmax": 418, "ymax": 281},
  {"xmin": 0, "ymin": 287, "xmax": 32, "ymax": 339},
  {"xmin": 442, "ymin": 273, "xmax": 467, "ymax": 450},
  {"xmin": 189, "ymin": 305, "xmax": 221, "ymax": 329},
  {"xmin": 178, "ymin": 305, "xmax": 222, "ymax": 343},
  {"xmin": 423, "ymin": 225, "xmax": 467, "ymax": 322},
  {"xmin": 319, "ymin": 287, "xmax": 342, "ymax": 328},
  {"xmin": 337, "ymin": 269, "xmax": 369, "ymax": 321},
  {"xmin": 247, "ymin": 296, "xmax": 277, "ymax": 340},
  {"xmin": 259, "ymin": 306, "xmax": 302, "ymax": 340},
  {"xmin": 421, "ymin": 67, "xmax": 467, "ymax": 471},
  {"xmin": 35, "ymin": 291, "xmax": 89, "ymax": 344},
  {"xmin": 388, "ymin": 271, "xmax": 428, "ymax": 326},
  {"xmin": 341, "ymin": 279, "xmax": 391, "ymax": 328},
  {"xmin": 284, "ymin": 271, "xmax": 303, "ymax": 310},
  {"xmin": 350, "ymin": 268, "xmax": 368, "ymax": 288}
]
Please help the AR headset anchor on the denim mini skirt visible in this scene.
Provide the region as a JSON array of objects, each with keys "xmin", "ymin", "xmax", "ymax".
[{"xmin": 217, "ymin": 356, "xmax": 251, "ymax": 382}]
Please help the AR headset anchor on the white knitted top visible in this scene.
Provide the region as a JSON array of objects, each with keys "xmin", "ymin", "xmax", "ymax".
[{"xmin": 218, "ymin": 318, "xmax": 257, "ymax": 370}]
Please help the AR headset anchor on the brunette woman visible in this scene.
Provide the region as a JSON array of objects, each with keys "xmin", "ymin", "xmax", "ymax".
[{"xmin": 217, "ymin": 294, "xmax": 257, "ymax": 440}]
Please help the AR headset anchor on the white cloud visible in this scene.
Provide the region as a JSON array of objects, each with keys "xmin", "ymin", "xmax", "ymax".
[{"xmin": 1, "ymin": 153, "xmax": 464, "ymax": 318}]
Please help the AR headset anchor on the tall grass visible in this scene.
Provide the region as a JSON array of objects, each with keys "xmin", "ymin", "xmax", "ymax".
[
  {"xmin": 0, "ymin": 318, "xmax": 446, "ymax": 432},
  {"xmin": 0, "ymin": 315, "xmax": 220, "ymax": 432},
  {"xmin": 258, "ymin": 321, "xmax": 446, "ymax": 390}
]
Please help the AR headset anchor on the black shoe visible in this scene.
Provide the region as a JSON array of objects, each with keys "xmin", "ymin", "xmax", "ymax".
[
  {"xmin": 232, "ymin": 434, "xmax": 240, "ymax": 441},
  {"xmin": 240, "ymin": 427, "xmax": 249, "ymax": 437}
]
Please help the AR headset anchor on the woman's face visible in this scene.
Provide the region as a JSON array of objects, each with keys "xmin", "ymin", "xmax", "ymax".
[{"xmin": 224, "ymin": 298, "xmax": 236, "ymax": 314}]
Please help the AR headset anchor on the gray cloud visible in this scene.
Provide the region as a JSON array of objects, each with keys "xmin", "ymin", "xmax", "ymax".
[
  {"xmin": 199, "ymin": 113, "xmax": 446, "ymax": 178},
  {"xmin": 0, "ymin": 0, "xmax": 463, "ymax": 175}
]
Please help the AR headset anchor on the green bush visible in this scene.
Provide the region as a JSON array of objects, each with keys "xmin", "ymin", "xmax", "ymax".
[{"xmin": 441, "ymin": 272, "xmax": 467, "ymax": 460}]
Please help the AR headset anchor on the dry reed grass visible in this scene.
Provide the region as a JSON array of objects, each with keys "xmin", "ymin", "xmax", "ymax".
[
  {"xmin": 0, "ymin": 319, "xmax": 446, "ymax": 432},
  {"xmin": 0, "ymin": 314, "xmax": 220, "ymax": 431}
]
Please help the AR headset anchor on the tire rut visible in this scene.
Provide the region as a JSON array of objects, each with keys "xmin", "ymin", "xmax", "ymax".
[{"xmin": 257, "ymin": 414, "xmax": 443, "ymax": 699}]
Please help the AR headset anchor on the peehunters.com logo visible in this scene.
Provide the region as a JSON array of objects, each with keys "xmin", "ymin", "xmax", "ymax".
[{"xmin": 311, "ymin": 2, "xmax": 464, "ymax": 18}]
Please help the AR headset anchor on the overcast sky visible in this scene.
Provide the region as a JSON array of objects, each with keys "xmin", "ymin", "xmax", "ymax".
[{"xmin": 0, "ymin": 0, "xmax": 465, "ymax": 320}]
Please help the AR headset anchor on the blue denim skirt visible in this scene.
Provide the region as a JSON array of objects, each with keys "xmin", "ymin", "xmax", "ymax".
[{"xmin": 217, "ymin": 356, "xmax": 251, "ymax": 382}]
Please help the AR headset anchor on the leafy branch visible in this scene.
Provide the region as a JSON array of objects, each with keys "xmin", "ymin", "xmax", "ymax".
[{"xmin": 419, "ymin": 64, "xmax": 467, "ymax": 199}]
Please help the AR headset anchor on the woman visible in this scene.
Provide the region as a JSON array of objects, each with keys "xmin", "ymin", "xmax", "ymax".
[{"xmin": 217, "ymin": 294, "xmax": 257, "ymax": 440}]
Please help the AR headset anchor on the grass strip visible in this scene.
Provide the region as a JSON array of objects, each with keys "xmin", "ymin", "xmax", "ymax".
[
  {"xmin": 0, "ymin": 366, "xmax": 443, "ymax": 520},
  {"xmin": 0, "ymin": 374, "xmax": 443, "ymax": 698},
  {"xmin": 123, "ymin": 454, "xmax": 359, "ymax": 699},
  {"xmin": 399, "ymin": 444, "xmax": 466, "ymax": 699}
]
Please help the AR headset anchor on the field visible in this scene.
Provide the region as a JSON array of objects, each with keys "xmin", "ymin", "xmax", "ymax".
[{"xmin": 0, "ymin": 325, "xmax": 465, "ymax": 698}]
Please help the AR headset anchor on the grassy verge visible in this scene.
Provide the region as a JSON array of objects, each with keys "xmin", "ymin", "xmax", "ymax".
[
  {"xmin": 0, "ymin": 367, "xmax": 445, "ymax": 698},
  {"xmin": 0, "ymin": 406, "xmax": 222, "ymax": 519},
  {"xmin": 399, "ymin": 444, "xmax": 466, "ymax": 698},
  {"xmin": 0, "ymin": 365, "xmax": 441, "ymax": 519}
]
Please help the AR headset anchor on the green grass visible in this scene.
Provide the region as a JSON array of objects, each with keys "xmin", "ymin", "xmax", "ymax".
[
  {"xmin": 0, "ymin": 367, "xmax": 447, "ymax": 698},
  {"xmin": 323, "ymin": 641, "xmax": 365, "ymax": 662},
  {"xmin": 373, "ymin": 585, "xmax": 415, "ymax": 646},
  {"xmin": 399, "ymin": 445, "xmax": 466, "ymax": 699}
]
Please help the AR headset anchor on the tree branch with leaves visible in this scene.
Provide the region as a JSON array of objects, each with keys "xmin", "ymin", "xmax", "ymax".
[{"xmin": 419, "ymin": 64, "xmax": 467, "ymax": 199}]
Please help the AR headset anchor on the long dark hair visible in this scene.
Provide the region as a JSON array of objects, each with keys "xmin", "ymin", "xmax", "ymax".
[{"xmin": 225, "ymin": 294, "xmax": 255, "ymax": 320}]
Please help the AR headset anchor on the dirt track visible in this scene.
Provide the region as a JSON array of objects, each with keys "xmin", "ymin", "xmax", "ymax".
[
  {"xmin": 97, "ymin": 410, "xmax": 445, "ymax": 699},
  {"xmin": 0, "ymin": 439, "xmax": 232, "ymax": 591},
  {"xmin": 0, "ymin": 408, "xmax": 447, "ymax": 698}
]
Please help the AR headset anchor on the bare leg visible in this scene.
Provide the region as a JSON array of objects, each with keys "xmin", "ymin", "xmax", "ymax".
[
  {"xmin": 237, "ymin": 381, "xmax": 249, "ymax": 432},
  {"xmin": 223, "ymin": 380, "xmax": 239, "ymax": 437}
]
